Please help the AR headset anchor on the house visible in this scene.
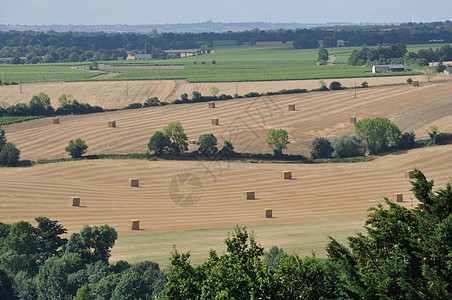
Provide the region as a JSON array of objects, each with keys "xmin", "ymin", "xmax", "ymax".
[
  {"xmin": 444, "ymin": 67, "xmax": 452, "ymax": 75},
  {"xmin": 372, "ymin": 64, "xmax": 405, "ymax": 73}
]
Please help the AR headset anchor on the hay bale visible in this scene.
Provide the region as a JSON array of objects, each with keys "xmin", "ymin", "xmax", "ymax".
[
  {"xmin": 350, "ymin": 116, "xmax": 357, "ymax": 123},
  {"xmin": 412, "ymin": 81, "xmax": 420, "ymax": 87},
  {"xmin": 69, "ymin": 197, "xmax": 80, "ymax": 207},
  {"xmin": 108, "ymin": 121, "xmax": 116, "ymax": 128},
  {"xmin": 131, "ymin": 220, "xmax": 140, "ymax": 230},
  {"xmin": 282, "ymin": 171, "xmax": 292, "ymax": 180},
  {"xmin": 129, "ymin": 178, "xmax": 139, "ymax": 187},
  {"xmin": 288, "ymin": 104, "xmax": 296, "ymax": 111},
  {"xmin": 405, "ymin": 170, "xmax": 415, "ymax": 179},
  {"xmin": 208, "ymin": 102, "xmax": 216, "ymax": 108},
  {"xmin": 211, "ymin": 119, "xmax": 219, "ymax": 125},
  {"xmin": 394, "ymin": 193, "xmax": 404, "ymax": 202},
  {"xmin": 265, "ymin": 209, "xmax": 273, "ymax": 218},
  {"xmin": 243, "ymin": 191, "xmax": 255, "ymax": 200},
  {"xmin": 53, "ymin": 117, "xmax": 60, "ymax": 124}
]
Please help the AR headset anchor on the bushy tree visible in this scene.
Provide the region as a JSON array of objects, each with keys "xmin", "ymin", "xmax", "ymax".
[
  {"xmin": 28, "ymin": 92, "xmax": 54, "ymax": 115},
  {"xmin": 0, "ymin": 142, "xmax": 21, "ymax": 167},
  {"xmin": 310, "ymin": 137, "xmax": 333, "ymax": 159},
  {"xmin": 162, "ymin": 121, "xmax": 188, "ymax": 154},
  {"xmin": 220, "ymin": 140, "xmax": 235, "ymax": 156},
  {"xmin": 355, "ymin": 117, "xmax": 401, "ymax": 154},
  {"xmin": 329, "ymin": 81, "xmax": 343, "ymax": 90},
  {"xmin": 265, "ymin": 128, "xmax": 290, "ymax": 156},
  {"xmin": 74, "ymin": 284, "xmax": 95, "ymax": 300},
  {"xmin": 361, "ymin": 81, "xmax": 368, "ymax": 88},
  {"xmin": 327, "ymin": 170, "xmax": 452, "ymax": 299},
  {"xmin": 65, "ymin": 138, "xmax": 88, "ymax": 158},
  {"xmin": 318, "ymin": 48, "xmax": 329, "ymax": 65},
  {"xmin": 198, "ymin": 133, "xmax": 218, "ymax": 155},
  {"xmin": 399, "ymin": 131, "xmax": 416, "ymax": 149},
  {"xmin": 332, "ymin": 135, "xmax": 365, "ymax": 158},
  {"xmin": 148, "ymin": 131, "xmax": 170, "ymax": 155},
  {"xmin": 111, "ymin": 272, "xmax": 148, "ymax": 300}
]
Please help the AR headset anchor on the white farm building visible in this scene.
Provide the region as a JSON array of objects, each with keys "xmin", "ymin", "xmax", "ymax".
[{"xmin": 372, "ymin": 64, "xmax": 405, "ymax": 73}]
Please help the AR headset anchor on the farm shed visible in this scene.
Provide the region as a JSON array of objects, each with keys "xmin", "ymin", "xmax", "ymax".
[{"xmin": 372, "ymin": 64, "xmax": 405, "ymax": 73}]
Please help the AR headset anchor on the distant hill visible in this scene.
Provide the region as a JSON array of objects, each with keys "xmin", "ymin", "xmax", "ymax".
[{"xmin": 0, "ymin": 20, "xmax": 391, "ymax": 33}]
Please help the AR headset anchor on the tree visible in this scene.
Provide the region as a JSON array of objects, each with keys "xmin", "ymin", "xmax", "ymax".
[
  {"xmin": 265, "ymin": 129, "xmax": 290, "ymax": 156},
  {"xmin": 29, "ymin": 92, "xmax": 54, "ymax": 115},
  {"xmin": 65, "ymin": 138, "xmax": 88, "ymax": 158},
  {"xmin": 0, "ymin": 128, "xmax": 7, "ymax": 150},
  {"xmin": 354, "ymin": 117, "xmax": 401, "ymax": 154},
  {"xmin": 0, "ymin": 143, "xmax": 21, "ymax": 167},
  {"xmin": 220, "ymin": 140, "xmax": 235, "ymax": 156},
  {"xmin": 162, "ymin": 121, "xmax": 188, "ymax": 154},
  {"xmin": 74, "ymin": 284, "xmax": 95, "ymax": 300},
  {"xmin": 310, "ymin": 137, "xmax": 333, "ymax": 159},
  {"xmin": 198, "ymin": 134, "xmax": 218, "ymax": 155},
  {"xmin": 34, "ymin": 217, "xmax": 67, "ymax": 261},
  {"xmin": 327, "ymin": 170, "xmax": 452, "ymax": 299},
  {"xmin": 147, "ymin": 131, "xmax": 170, "ymax": 155},
  {"xmin": 407, "ymin": 77, "xmax": 413, "ymax": 85},
  {"xmin": 427, "ymin": 124, "xmax": 439, "ymax": 145},
  {"xmin": 423, "ymin": 66, "xmax": 436, "ymax": 82},
  {"xmin": 318, "ymin": 48, "xmax": 329, "ymax": 65},
  {"xmin": 329, "ymin": 81, "xmax": 343, "ymax": 90},
  {"xmin": 332, "ymin": 135, "xmax": 365, "ymax": 158},
  {"xmin": 111, "ymin": 272, "xmax": 148, "ymax": 300},
  {"xmin": 210, "ymin": 86, "xmax": 219, "ymax": 96},
  {"xmin": 361, "ymin": 81, "xmax": 368, "ymax": 88},
  {"xmin": 63, "ymin": 225, "xmax": 118, "ymax": 264}
]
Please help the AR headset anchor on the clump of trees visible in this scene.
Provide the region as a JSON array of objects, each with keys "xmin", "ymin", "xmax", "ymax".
[
  {"xmin": 317, "ymin": 48, "xmax": 329, "ymax": 65},
  {"xmin": 354, "ymin": 117, "xmax": 401, "ymax": 154},
  {"xmin": 65, "ymin": 138, "xmax": 88, "ymax": 158},
  {"xmin": 148, "ymin": 121, "xmax": 188, "ymax": 155},
  {"xmin": 0, "ymin": 127, "xmax": 20, "ymax": 167}
]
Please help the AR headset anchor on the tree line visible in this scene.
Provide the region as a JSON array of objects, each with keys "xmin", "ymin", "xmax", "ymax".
[
  {"xmin": 2, "ymin": 21, "xmax": 452, "ymax": 63},
  {"xmin": 1, "ymin": 170, "xmax": 452, "ymax": 298}
]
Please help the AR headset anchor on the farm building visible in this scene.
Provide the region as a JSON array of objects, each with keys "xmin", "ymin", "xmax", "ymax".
[
  {"xmin": 126, "ymin": 54, "xmax": 153, "ymax": 60},
  {"xmin": 445, "ymin": 67, "xmax": 452, "ymax": 75},
  {"xmin": 372, "ymin": 64, "xmax": 405, "ymax": 73}
]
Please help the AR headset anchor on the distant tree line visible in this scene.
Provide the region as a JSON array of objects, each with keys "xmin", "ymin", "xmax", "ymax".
[
  {"xmin": 1, "ymin": 21, "xmax": 452, "ymax": 63},
  {"xmin": 349, "ymin": 43, "xmax": 452, "ymax": 66}
]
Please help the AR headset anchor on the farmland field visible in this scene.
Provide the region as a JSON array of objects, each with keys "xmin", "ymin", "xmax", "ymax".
[
  {"xmin": 1, "ymin": 79, "xmax": 452, "ymax": 266},
  {"xmin": 0, "ymin": 44, "xmax": 443, "ymax": 84}
]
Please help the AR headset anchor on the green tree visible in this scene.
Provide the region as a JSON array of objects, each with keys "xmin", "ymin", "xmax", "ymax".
[
  {"xmin": 310, "ymin": 137, "xmax": 333, "ymax": 159},
  {"xmin": 162, "ymin": 121, "xmax": 188, "ymax": 154},
  {"xmin": 327, "ymin": 170, "xmax": 452, "ymax": 299},
  {"xmin": 210, "ymin": 86, "xmax": 219, "ymax": 96},
  {"xmin": 318, "ymin": 48, "xmax": 329, "ymax": 65},
  {"xmin": 332, "ymin": 135, "xmax": 365, "ymax": 158},
  {"xmin": 198, "ymin": 133, "xmax": 218, "ymax": 155},
  {"xmin": 354, "ymin": 117, "xmax": 401, "ymax": 154},
  {"xmin": 329, "ymin": 81, "xmax": 343, "ymax": 90},
  {"xmin": 0, "ymin": 143, "xmax": 21, "ymax": 167},
  {"xmin": 148, "ymin": 131, "xmax": 170, "ymax": 155},
  {"xmin": 0, "ymin": 128, "xmax": 7, "ymax": 150},
  {"xmin": 63, "ymin": 225, "xmax": 118, "ymax": 264},
  {"xmin": 34, "ymin": 217, "xmax": 67, "ymax": 261},
  {"xmin": 423, "ymin": 65, "xmax": 436, "ymax": 82},
  {"xmin": 29, "ymin": 92, "xmax": 54, "ymax": 115},
  {"xmin": 65, "ymin": 138, "xmax": 88, "ymax": 158},
  {"xmin": 427, "ymin": 124, "xmax": 439, "ymax": 145},
  {"xmin": 361, "ymin": 81, "xmax": 368, "ymax": 88},
  {"xmin": 111, "ymin": 272, "xmax": 148, "ymax": 300},
  {"xmin": 220, "ymin": 140, "xmax": 235, "ymax": 156},
  {"xmin": 74, "ymin": 284, "xmax": 95, "ymax": 300},
  {"xmin": 265, "ymin": 129, "xmax": 290, "ymax": 155}
]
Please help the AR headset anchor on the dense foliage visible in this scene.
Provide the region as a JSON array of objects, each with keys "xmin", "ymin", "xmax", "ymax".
[
  {"xmin": 0, "ymin": 128, "xmax": 20, "ymax": 167},
  {"xmin": 65, "ymin": 138, "xmax": 88, "ymax": 158},
  {"xmin": 355, "ymin": 117, "xmax": 401, "ymax": 154},
  {"xmin": 310, "ymin": 137, "xmax": 334, "ymax": 159},
  {"xmin": 265, "ymin": 129, "xmax": 290, "ymax": 156}
]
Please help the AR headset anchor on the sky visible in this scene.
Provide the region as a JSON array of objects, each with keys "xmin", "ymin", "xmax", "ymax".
[{"xmin": 0, "ymin": 0, "xmax": 451, "ymax": 25}]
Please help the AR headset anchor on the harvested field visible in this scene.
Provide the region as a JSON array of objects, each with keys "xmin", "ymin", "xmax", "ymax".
[
  {"xmin": 4, "ymin": 79, "xmax": 452, "ymax": 161},
  {"xmin": 0, "ymin": 145, "xmax": 451, "ymax": 265},
  {"xmin": 0, "ymin": 75, "xmax": 446, "ymax": 109}
]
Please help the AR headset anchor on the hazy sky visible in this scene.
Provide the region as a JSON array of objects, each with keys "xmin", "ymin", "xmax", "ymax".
[{"xmin": 0, "ymin": 0, "xmax": 451, "ymax": 25}]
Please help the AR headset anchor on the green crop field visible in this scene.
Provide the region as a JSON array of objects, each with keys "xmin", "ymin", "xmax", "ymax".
[
  {"xmin": 0, "ymin": 44, "xmax": 443, "ymax": 83},
  {"xmin": 0, "ymin": 116, "xmax": 45, "ymax": 126}
]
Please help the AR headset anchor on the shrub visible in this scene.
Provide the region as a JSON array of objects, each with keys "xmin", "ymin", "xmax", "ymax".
[
  {"xmin": 198, "ymin": 134, "xmax": 218, "ymax": 155},
  {"xmin": 65, "ymin": 138, "xmax": 88, "ymax": 158},
  {"xmin": 407, "ymin": 78, "xmax": 413, "ymax": 85},
  {"xmin": 435, "ymin": 132, "xmax": 452, "ymax": 145},
  {"xmin": 126, "ymin": 103, "xmax": 142, "ymax": 109},
  {"xmin": 329, "ymin": 81, "xmax": 343, "ymax": 90},
  {"xmin": 244, "ymin": 92, "xmax": 261, "ymax": 98},
  {"xmin": 398, "ymin": 132, "xmax": 416, "ymax": 149},
  {"xmin": 143, "ymin": 97, "xmax": 160, "ymax": 107},
  {"xmin": 310, "ymin": 137, "xmax": 333, "ymax": 159},
  {"xmin": 220, "ymin": 140, "xmax": 235, "ymax": 156},
  {"xmin": 332, "ymin": 135, "xmax": 365, "ymax": 158},
  {"xmin": 361, "ymin": 81, "xmax": 368, "ymax": 88},
  {"xmin": 0, "ymin": 143, "xmax": 20, "ymax": 167}
]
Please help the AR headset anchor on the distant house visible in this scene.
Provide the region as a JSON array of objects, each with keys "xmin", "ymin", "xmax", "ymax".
[
  {"xmin": 372, "ymin": 64, "xmax": 405, "ymax": 73},
  {"xmin": 445, "ymin": 67, "xmax": 452, "ymax": 75}
]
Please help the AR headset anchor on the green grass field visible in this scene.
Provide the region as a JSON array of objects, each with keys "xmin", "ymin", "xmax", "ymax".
[
  {"xmin": 0, "ymin": 116, "xmax": 44, "ymax": 126},
  {"xmin": 0, "ymin": 44, "xmax": 442, "ymax": 84}
]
